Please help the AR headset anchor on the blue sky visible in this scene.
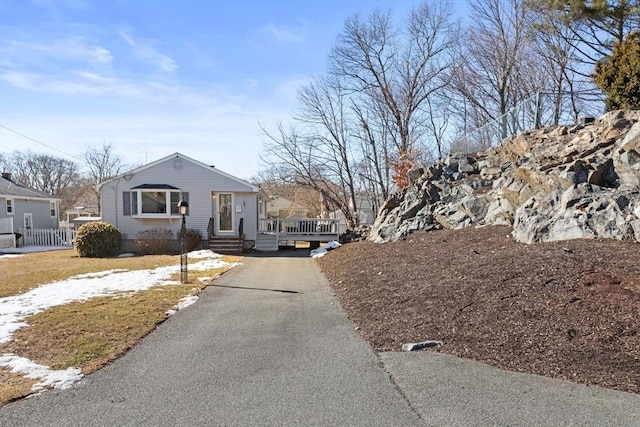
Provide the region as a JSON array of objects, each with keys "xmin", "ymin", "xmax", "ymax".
[{"xmin": 0, "ymin": 0, "xmax": 464, "ymax": 180}]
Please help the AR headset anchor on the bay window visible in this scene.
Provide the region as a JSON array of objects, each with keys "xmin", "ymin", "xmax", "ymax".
[{"xmin": 123, "ymin": 185, "xmax": 188, "ymax": 217}]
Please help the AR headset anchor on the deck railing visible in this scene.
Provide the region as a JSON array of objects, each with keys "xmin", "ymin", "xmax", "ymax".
[
  {"xmin": 258, "ymin": 218, "xmax": 340, "ymax": 237},
  {"xmin": 19, "ymin": 228, "xmax": 76, "ymax": 247}
]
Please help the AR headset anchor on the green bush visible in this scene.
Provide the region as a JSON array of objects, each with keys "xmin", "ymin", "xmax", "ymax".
[
  {"xmin": 136, "ymin": 228, "xmax": 173, "ymax": 255},
  {"xmin": 75, "ymin": 221, "xmax": 122, "ymax": 258},
  {"xmin": 177, "ymin": 228, "xmax": 203, "ymax": 252}
]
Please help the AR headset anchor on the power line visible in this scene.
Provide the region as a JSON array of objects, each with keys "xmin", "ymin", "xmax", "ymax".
[{"xmin": 0, "ymin": 123, "xmax": 84, "ymax": 162}]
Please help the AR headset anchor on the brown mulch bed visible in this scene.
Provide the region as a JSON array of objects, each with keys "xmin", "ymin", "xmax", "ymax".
[{"xmin": 317, "ymin": 225, "xmax": 640, "ymax": 394}]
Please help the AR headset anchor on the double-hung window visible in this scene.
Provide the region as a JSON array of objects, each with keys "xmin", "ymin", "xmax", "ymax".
[
  {"xmin": 6, "ymin": 198, "xmax": 13, "ymax": 215},
  {"xmin": 50, "ymin": 201, "xmax": 57, "ymax": 218},
  {"xmin": 123, "ymin": 185, "xmax": 188, "ymax": 218}
]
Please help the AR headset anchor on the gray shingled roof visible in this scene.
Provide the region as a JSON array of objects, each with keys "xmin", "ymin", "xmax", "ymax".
[{"xmin": 0, "ymin": 176, "xmax": 57, "ymax": 199}]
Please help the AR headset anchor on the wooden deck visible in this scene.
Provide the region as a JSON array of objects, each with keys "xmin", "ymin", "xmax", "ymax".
[{"xmin": 256, "ymin": 218, "xmax": 340, "ymax": 251}]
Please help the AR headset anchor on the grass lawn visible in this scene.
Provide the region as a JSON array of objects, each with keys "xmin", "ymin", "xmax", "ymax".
[{"xmin": 0, "ymin": 249, "xmax": 241, "ymax": 405}]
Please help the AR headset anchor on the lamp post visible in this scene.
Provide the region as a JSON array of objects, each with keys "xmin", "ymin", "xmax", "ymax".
[{"xmin": 178, "ymin": 198, "xmax": 189, "ymax": 284}]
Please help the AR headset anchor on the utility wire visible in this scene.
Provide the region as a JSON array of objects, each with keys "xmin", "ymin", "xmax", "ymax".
[{"xmin": 0, "ymin": 123, "xmax": 84, "ymax": 162}]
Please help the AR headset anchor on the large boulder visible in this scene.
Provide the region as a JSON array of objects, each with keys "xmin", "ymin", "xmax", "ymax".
[{"xmin": 368, "ymin": 110, "xmax": 640, "ymax": 244}]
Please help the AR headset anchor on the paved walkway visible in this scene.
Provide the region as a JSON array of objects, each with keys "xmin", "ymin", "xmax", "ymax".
[{"xmin": 1, "ymin": 252, "xmax": 639, "ymax": 426}]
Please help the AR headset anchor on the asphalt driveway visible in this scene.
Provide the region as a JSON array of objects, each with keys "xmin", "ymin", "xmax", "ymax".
[
  {"xmin": 1, "ymin": 251, "xmax": 638, "ymax": 426},
  {"xmin": 0, "ymin": 252, "xmax": 420, "ymax": 426}
]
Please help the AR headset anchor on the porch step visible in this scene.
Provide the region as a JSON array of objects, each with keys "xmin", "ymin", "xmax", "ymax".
[
  {"xmin": 255, "ymin": 233, "xmax": 278, "ymax": 251},
  {"xmin": 208, "ymin": 237, "xmax": 243, "ymax": 254}
]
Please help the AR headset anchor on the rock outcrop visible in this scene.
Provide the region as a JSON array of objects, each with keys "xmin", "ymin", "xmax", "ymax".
[{"xmin": 369, "ymin": 110, "xmax": 640, "ymax": 244}]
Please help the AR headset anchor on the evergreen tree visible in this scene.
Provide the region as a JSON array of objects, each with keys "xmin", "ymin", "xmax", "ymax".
[{"xmin": 593, "ymin": 32, "xmax": 640, "ymax": 110}]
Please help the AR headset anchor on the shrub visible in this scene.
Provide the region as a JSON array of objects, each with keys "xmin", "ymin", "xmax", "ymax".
[
  {"xmin": 135, "ymin": 229, "xmax": 173, "ymax": 255},
  {"xmin": 75, "ymin": 221, "xmax": 122, "ymax": 258},
  {"xmin": 177, "ymin": 228, "xmax": 203, "ymax": 252}
]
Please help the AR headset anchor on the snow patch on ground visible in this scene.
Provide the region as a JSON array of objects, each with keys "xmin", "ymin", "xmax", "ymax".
[
  {"xmin": 117, "ymin": 252, "xmax": 136, "ymax": 258},
  {"xmin": 166, "ymin": 295, "xmax": 199, "ymax": 316},
  {"xmin": 310, "ymin": 241, "xmax": 342, "ymax": 258},
  {"xmin": 0, "ymin": 354, "xmax": 83, "ymax": 392},
  {"xmin": 190, "ymin": 249, "xmax": 222, "ymax": 259},
  {"xmin": 0, "ymin": 253, "xmax": 232, "ymax": 344}
]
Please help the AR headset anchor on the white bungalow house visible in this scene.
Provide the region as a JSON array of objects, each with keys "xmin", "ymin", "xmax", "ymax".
[
  {"xmin": 0, "ymin": 172, "xmax": 60, "ymax": 248},
  {"xmin": 97, "ymin": 153, "xmax": 259, "ymax": 253}
]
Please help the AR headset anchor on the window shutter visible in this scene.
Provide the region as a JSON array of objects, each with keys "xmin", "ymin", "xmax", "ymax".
[{"xmin": 123, "ymin": 192, "xmax": 130, "ymax": 216}]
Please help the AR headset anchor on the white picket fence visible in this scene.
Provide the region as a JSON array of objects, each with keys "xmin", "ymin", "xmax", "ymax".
[{"xmin": 18, "ymin": 228, "xmax": 76, "ymax": 247}]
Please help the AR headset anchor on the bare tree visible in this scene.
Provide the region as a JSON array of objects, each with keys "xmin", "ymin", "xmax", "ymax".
[
  {"xmin": 261, "ymin": 75, "xmax": 362, "ymax": 228},
  {"xmin": 2, "ymin": 151, "xmax": 83, "ymax": 216},
  {"xmin": 261, "ymin": 1, "xmax": 459, "ymax": 228},
  {"xmin": 3, "ymin": 151, "xmax": 81, "ymax": 195},
  {"xmin": 84, "ymin": 142, "xmax": 127, "ymax": 212},
  {"xmin": 452, "ymin": 0, "xmax": 539, "ymax": 142},
  {"xmin": 330, "ymin": 2, "xmax": 457, "ymax": 165}
]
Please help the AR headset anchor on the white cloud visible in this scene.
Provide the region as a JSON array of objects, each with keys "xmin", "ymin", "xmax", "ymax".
[
  {"xmin": 0, "ymin": 38, "xmax": 113, "ymax": 65},
  {"xmin": 245, "ymin": 78, "xmax": 259, "ymax": 89},
  {"xmin": 33, "ymin": 0, "xmax": 90, "ymax": 12},
  {"xmin": 274, "ymin": 76, "xmax": 310, "ymax": 101},
  {"xmin": 185, "ymin": 42, "xmax": 214, "ymax": 69},
  {"xmin": 118, "ymin": 30, "xmax": 177, "ymax": 73},
  {"xmin": 0, "ymin": 69, "xmax": 147, "ymax": 97},
  {"xmin": 89, "ymin": 46, "xmax": 113, "ymax": 63},
  {"xmin": 261, "ymin": 22, "xmax": 306, "ymax": 44}
]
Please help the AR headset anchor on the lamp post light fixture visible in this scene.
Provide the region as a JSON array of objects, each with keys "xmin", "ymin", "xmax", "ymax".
[{"xmin": 178, "ymin": 198, "xmax": 189, "ymax": 284}]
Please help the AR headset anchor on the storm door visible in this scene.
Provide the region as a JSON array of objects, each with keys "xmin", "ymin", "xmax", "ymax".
[
  {"xmin": 23, "ymin": 213, "xmax": 32, "ymax": 230},
  {"xmin": 218, "ymin": 193, "xmax": 234, "ymax": 233}
]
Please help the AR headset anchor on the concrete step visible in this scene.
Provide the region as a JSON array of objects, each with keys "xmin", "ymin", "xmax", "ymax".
[{"xmin": 208, "ymin": 237, "xmax": 243, "ymax": 254}]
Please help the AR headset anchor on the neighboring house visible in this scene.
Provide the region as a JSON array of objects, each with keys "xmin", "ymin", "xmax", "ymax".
[
  {"xmin": 329, "ymin": 195, "xmax": 378, "ymax": 233},
  {"xmin": 265, "ymin": 196, "xmax": 309, "ymax": 218},
  {"xmin": 97, "ymin": 153, "xmax": 259, "ymax": 252},
  {"xmin": 0, "ymin": 172, "xmax": 60, "ymax": 235},
  {"xmin": 61, "ymin": 206, "xmax": 100, "ymax": 229}
]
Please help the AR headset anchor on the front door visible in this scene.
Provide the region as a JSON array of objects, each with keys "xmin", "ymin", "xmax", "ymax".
[{"xmin": 217, "ymin": 193, "xmax": 234, "ymax": 234}]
